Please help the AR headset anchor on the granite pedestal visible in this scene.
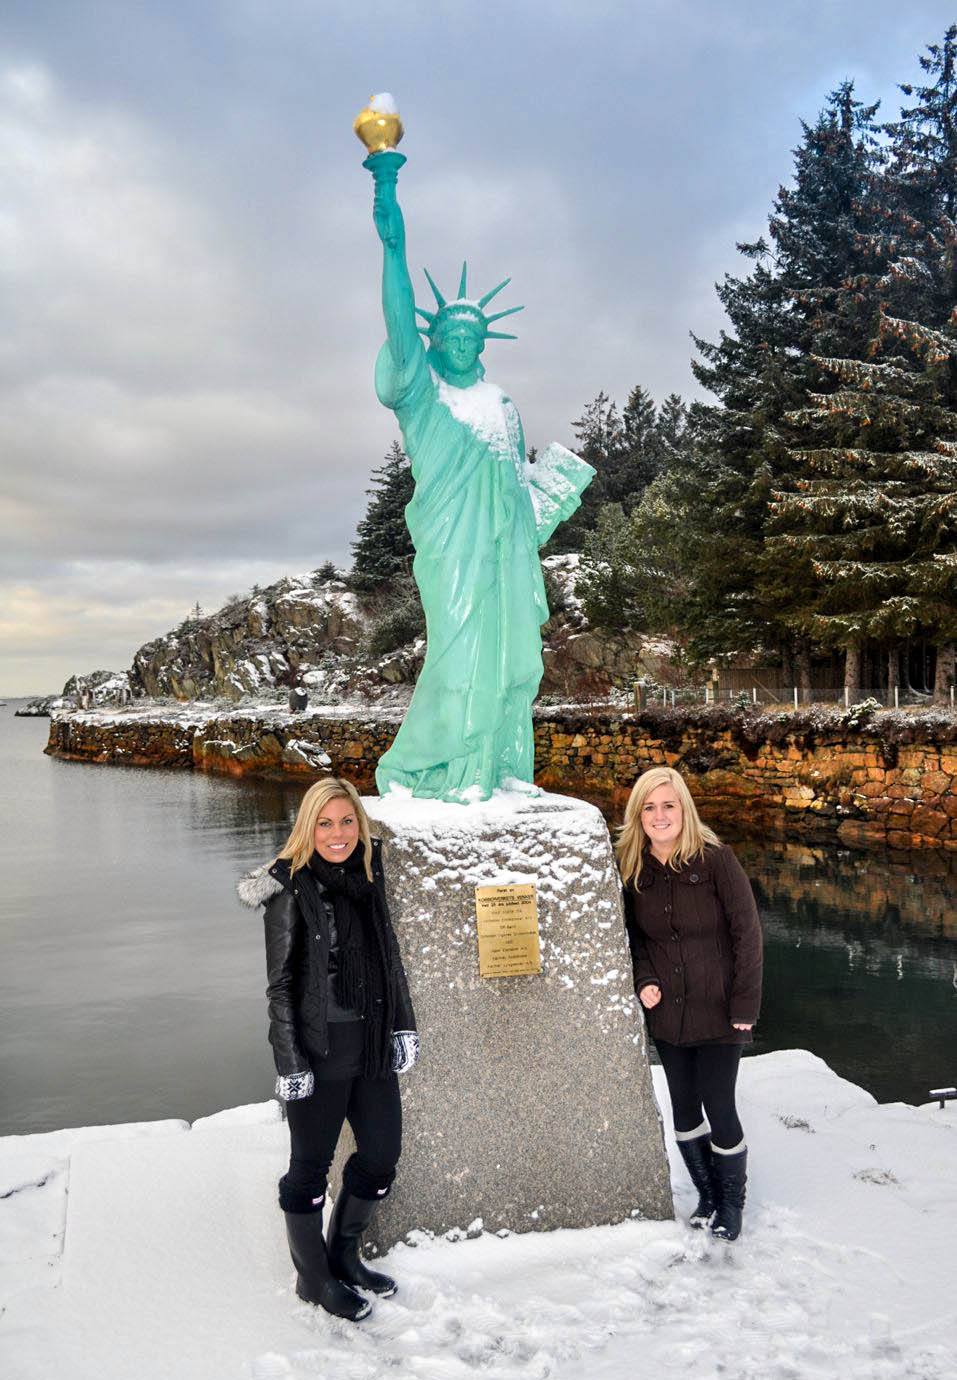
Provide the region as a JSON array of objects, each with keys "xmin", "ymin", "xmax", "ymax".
[{"xmin": 331, "ymin": 790, "xmax": 673, "ymax": 1252}]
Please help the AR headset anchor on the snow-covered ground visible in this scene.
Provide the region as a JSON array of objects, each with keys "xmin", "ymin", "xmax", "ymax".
[{"xmin": 2, "ymin": 1051, "xmax": 953, "ymax": 1380}]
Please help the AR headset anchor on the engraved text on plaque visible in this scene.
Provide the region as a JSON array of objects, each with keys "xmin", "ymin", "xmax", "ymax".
[{"xmin": 474, "ymin": 883, "xmax": 541, "ymax": 978}]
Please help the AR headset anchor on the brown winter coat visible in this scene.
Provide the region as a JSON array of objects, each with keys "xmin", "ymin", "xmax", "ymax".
[{"xmin": 622, "ymin": 843, "xmax": 763, "ymax": 1046}]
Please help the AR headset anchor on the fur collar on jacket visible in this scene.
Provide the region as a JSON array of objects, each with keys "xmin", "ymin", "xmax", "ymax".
[
  {"xmin": 236, "ymin": 838, "xmax": 382, "ymax": 909},
  {"xmin": 236, "ymin": 864, "xmax": 284, "ymax": 909}
]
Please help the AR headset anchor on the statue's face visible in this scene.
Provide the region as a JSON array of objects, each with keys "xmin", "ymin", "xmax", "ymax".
[{"xmin": 434, "ymin": 323, "xmax": 485, "ymax": 383}]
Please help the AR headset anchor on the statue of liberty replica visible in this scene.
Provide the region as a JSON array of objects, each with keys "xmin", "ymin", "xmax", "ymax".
[
  {"xmin": 341, "ymin": 98, "xmax": 671, "ymax": 1254},
  {"xmin": 356, "ymin": 95, "xmax": 594, "ymax": 803}
]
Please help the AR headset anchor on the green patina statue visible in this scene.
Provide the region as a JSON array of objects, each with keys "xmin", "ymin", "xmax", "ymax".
[{"xmin": 362, "ymin": 143, "xmax": 594, "ymax": 803}]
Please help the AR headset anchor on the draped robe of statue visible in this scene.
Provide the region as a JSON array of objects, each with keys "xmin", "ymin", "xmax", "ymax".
[{"xmin": 374, "ymin": 333, "xmax": 592, "ymax": 801}]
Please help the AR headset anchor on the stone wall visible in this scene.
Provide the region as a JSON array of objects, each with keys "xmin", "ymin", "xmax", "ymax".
[
  {"xmin": 46, "ymin": 706, "xmax": 398, "ymax": 791},
  {"xmin": 46, "ymin": 703, "xmax": 957, "ymax": 850},
  {"xmin": 533, "ymin": 706, "xmax": 957, "ymax": 852}
]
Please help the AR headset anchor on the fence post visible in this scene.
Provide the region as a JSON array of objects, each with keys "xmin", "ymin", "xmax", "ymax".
[
  {"xmin": 752, "ymin": 686, "xmax": 757, "ymax": 704},
  {"xmin": 844, "ymin": 687, "xmax": 850, "ymax": 708},
  {"xmin": 951, "ymin": 686, "xmax": 954, "ymax": 709},
  {"xmin": 894, "ymin": 686, "xmax": 899, "ymax": 709},
  {"xmin": 793, "ymin": 686, "xmax": 798, "ymax": 709}
]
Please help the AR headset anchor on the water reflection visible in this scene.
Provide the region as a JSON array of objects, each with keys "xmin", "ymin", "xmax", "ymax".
[
  {"xmin": 736, "ymin": 838, "xmax": 956, "ymax": 939},
  {"xmin": 732, "ymin": 838, "xmax": 956, "ymax": 1106}
]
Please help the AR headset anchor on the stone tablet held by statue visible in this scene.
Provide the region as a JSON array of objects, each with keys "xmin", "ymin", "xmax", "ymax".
[{"xmin": 356, "ymin": 94, "xmax": 595, "ymax": 804}]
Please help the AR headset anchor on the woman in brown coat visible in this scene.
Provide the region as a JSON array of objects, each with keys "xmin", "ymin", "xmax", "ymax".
[{"xmin": 618, "ymin": 767, "xmax": 762, "ymax": 1242}]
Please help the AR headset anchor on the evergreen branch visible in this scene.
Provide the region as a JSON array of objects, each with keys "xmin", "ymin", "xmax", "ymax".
[
  {"xmin": 809, "ymin": 355, "xmax": 917, "ymax": 389},
  {"xmin": 878, "ymin": 313, "xmax": 957, "ymax": 363}
]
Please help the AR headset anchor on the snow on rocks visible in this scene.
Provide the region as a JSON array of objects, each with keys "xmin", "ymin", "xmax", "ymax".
[{"xmin": 1, "ymin": 1051, "xmax": 953, "ymax": 1379}]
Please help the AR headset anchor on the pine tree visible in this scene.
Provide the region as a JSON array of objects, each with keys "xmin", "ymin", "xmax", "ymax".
[
  {"xmin": 547, "ymin": 386, "xmax": 683, "ymax": 554},
  {"xmin": 349, "ymin": 441, "xmax": 415, "ymax": 591},
  {"xmin": 547, "ymin": 392, "xmax": 626, "ymax": 552},
  {"xmin": 770, "ymin": 356, "xmax": 957, "ymax": 693},
  {"xmin": 654, "ymin": 394, "xmax": 689, "ymax": 469},
  {"xmin": 577, "ymin": 480, "xmax": 697, "ymax": 642},
  {"xmin": 675, "ymin": 84, "xmax": 884, "ymax": 678},
  {"xmin": 770, "ymin": 41, "xmax": 957, "ymax": 697}
]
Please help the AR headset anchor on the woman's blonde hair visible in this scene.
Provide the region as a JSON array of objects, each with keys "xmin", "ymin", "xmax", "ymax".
[
  {"xmin": 616, "ymin": 766, "xmax": 719, "ymax": 886},
  {"xmin": 274, "ymin": 777, "xmax": 374, "ymax": 880}
]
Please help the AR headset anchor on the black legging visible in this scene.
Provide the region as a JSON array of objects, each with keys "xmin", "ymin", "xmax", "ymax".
[
  {"xmin": 655, "ymin": 1040, "xmax": 744, "ymax": 1149},
  {"xmin": 280, "ymin": 1072, "xmax": 402, "ymax": 1212}
]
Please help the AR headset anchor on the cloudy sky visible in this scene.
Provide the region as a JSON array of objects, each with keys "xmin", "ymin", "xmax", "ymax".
[{"xmin": 2, "ymin": 0, "xmax": 954, "ymax": 694}]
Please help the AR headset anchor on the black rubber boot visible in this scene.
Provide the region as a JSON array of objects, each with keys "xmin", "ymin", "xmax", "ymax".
[
  {"xmin": 283, "ymin": 1210, "xmax": 372, "ymax": 1320},
  {"xmin": 327, "ymin": 1192, "xmax": 397, "ymax": 1297},
  {"xmin": 676, "ymin": 1133, "xmax": 716, "ymax": 1228},
  {"xmin": 710, "ymin": 1147, "xmax": 747, "ymax": 1242}
]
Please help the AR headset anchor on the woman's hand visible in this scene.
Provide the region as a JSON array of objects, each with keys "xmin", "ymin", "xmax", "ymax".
[
  {"xmin": 275, "ymin": 1070, "xmax": 314, "ymax": 1101},
  {"xmin": 732, "ymin": 1022, "xmax": 753, "ymax": 1031},
  {"xmin": 639, "ymin": 984, "xmax": 662, "ymax": 1009},
  {"xmin": 391, "ymin": 1030, "xmax": 420, "ymax": 1074}
]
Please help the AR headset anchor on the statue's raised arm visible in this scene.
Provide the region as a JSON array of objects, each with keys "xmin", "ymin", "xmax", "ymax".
[{"xmin": 368, "ymin": 158, "xmax": 424, "ymax": 376}]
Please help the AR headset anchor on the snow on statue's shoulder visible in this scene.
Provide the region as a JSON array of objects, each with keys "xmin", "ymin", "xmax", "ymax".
[
  {"xmin": 526, "ymin": 442, "xmax": 596, "ymax": 546},
  {"xmin": 436, "ymin": 377, "xmax": 514, "ymax": 458}
]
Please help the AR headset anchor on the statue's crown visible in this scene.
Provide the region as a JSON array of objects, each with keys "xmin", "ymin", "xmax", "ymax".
[{"xmin": 416, "ymin": 263, "xmax": 524, "ymax": 342}]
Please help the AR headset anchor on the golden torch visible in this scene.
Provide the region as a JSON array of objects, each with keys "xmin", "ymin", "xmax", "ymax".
[{"xmin": 354, "ymin": 93, "xmax": 404, "ymax": 157}]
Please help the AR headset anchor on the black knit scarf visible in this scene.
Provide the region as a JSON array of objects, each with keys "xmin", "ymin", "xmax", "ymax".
[{"xmin": 308, "ymin": 842, "xmax": 395, "ymax": 1077}]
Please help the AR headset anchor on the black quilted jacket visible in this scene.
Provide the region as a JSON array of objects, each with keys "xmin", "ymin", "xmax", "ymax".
[
  {"xmin": 622, "ymin": 843, "xmax": 762, "ymax": 1046},
  {"xmin": 239, "ymin": 838, "xmax": 416, "ymax": 1076}
]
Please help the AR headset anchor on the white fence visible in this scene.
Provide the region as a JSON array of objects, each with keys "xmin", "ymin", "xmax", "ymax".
[{"xmin": 637, "ymin": 685, "xmax": 957, "ymax": 710}]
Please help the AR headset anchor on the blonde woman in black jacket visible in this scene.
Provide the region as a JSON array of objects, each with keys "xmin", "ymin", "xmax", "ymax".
[{"xmin": 238, "ymin": 777, "xmax": 417, "ymax": 1322}]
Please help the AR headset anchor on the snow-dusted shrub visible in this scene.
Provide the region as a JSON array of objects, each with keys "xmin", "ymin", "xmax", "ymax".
[
  {"xmin": 366, "ymin": 589, "xmax": 425, "ymax": 657},
  {"xmin": 843, "ymin": 697, "xmax": 883, "ymax": 729}
]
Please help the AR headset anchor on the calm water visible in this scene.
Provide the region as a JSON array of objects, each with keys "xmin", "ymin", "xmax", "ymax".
[{"xmin": 1, "ymin": 701, "xmax": 954, "ymax": 1135}]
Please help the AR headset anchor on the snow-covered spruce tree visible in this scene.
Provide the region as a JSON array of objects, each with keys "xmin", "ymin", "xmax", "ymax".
[
  {"xmin": 349, "ymin": 441, "xmax": 415, "ymax": 592},
  {"xmin": 885, "ymin": 24, "xmax": 957, "ymax": 694},
  {"xmin": 770, "ymin": 354, "xmax": 957, "ymax": 696},
  {"xmin": 656, "ymin": 84, "xmax": 884, "ymax": 682},
  {"xmin": 770, "ymin": 38, "xmax": 957, "ymax": 698}
]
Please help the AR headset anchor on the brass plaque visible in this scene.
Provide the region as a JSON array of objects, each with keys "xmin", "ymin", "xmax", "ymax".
[{"xmin": 474, "ymin": 882, "xmax": 541, "ymax": 978}]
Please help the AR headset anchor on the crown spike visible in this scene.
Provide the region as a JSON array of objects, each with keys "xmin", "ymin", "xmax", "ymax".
[
  {"xmin": 478, "ymin": 277, "xmax": 511, "ymax": 308},
  {"xmin": 486, "ymin": 304, "xmax": 524, "ymax": 323},
  {"xmin": 415, "ymin": 306, "xmax": 436, "ymax": 323},
  {"xmin": 423, "ymin": 268, "xmax": 446, "ymax": 308},
  {"xmin": 458, "ymin": 262, "xmax": 468, "ymax": 298},
  {"xmin": 485, "ymin": 330, "xmax": 518, "ymax": 340}
]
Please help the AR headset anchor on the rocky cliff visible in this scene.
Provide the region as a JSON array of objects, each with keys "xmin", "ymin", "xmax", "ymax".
[
  {"xmin": 126, "ymin": 559, "xmax": 655, "ymax": 705},
  {"xmin": 130, "ymin": 572, "xmax": 370, "ymax": 702},
  {"xmin": 16, "ymin": 670, "xmax": 132, "ymax": 717}
]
